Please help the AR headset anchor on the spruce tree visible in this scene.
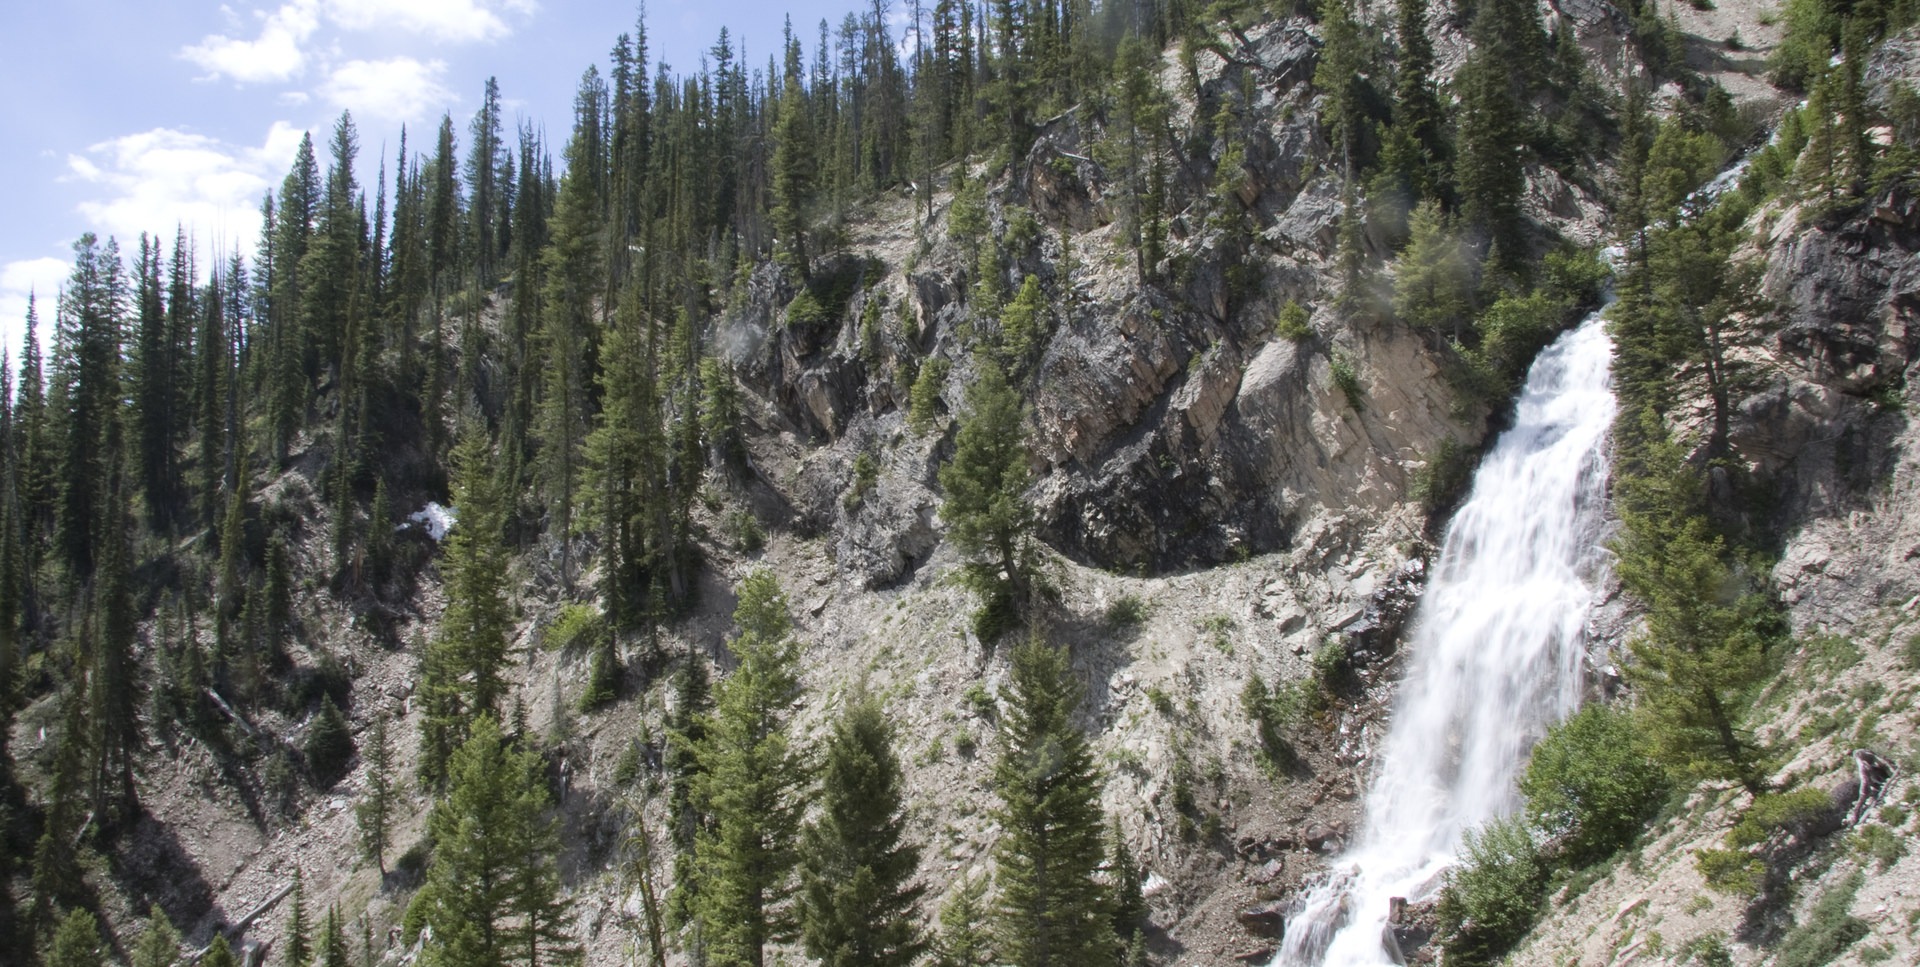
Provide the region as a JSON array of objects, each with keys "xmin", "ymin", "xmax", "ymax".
[
  {"xmin": 320, "ymin": 905, "xmax": 351, "ymax": 967},
  {"xmin": 932, "ymin": 874, "xmax": 995, "ymax": 967},
  {"xmin": 1393, "ymin": 200, "xmax": 1471, "ymax": 336},
  {"xmin": 412, "ymin": 716, "xmax": 571, "ymax": 967},
  {"xmin": 798, "ymin": 693, "xmax": 928, "ymax": 967},
  {"xmin": 771, "ymin": 70, "xmax": 818, "ymax": 280},
  {"xmin": 45, "ymin": 908, "xmax": 101, "ymax": 967},
  {"xmin": 938, "ymin": 361, "xmax": 1035, "ymax": 641},
  {"xmin": 132, "ymin": 906, "xmax": 182, "ymax": 967},
  {"xmin": 357, "ymin": 711, "xmax": 396, "ymax": 871},
  {"xmin": 1107, "ymin": 820, "xmax": 1148, "ymax": 951},
  {"xmin": 993, "ymin": 637, "xmax": 1109, "ymax": 967},
  {"xmin": 203, "ymin": 935, "xmax": 239, "ymax": 967},
  {"xmin": 422, "ymin": 428, "xmax": 512, "ymax": 784},
  {"xmin": 90, "ymin": 472, "xmax": 143, "ymax": 822},
  {"xmin": 285, "ymin": 866, "xmax": 311, "ymax": 967},
  {"xmin": 1613, "ymin": 426, "xmax": 1771, "ymax": 793},
  {"xmin": 55, "ymin": 232, "xmax": 129, "ymax": 578},
  {"xmin": 690, "ymin": 570, "xmax": 809, "ymax": 967}
]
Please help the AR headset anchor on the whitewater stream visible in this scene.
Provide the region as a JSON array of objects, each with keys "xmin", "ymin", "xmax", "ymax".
[{"xmin": 1276, "ymin": 311, "xmax": 1618, "ymax": 966}]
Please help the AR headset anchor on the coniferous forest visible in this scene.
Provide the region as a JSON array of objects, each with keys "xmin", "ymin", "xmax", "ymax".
[{"xmin": 6, "ymin": 0, "xmax": 1920, "ymax": 963}]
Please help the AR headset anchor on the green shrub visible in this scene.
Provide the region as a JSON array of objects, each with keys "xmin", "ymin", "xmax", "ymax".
[
  {"xmin": 1411, "ymin": 438, "xmax": 1474, "ymax": 515},
  {"xmin": 1849, "ymin": 823, "xmax": 1907, "ymax": 870},
  {"xmin": 304, "ymin": 697, "xmax": 355, "ymax": 787},
  {"xmin": 964, "ymin": 682, "xmax": 997, "ymax": 719},
  {"xmin": 1104, "ymin": 593, "xmax": 1149, "ymax": 629},
  {"xmin": 1520, "ymin": 703, "xmax": 1669, "ymax": 867},
  {"xmin": 1274, "ymin": 300, "xmax": 1313, "ymax": 341},
  {"xmin": 1242, "ymin": 674, "xmax": 1318, "ymax": 772},
  {"xmin": 908, "ymin": 357, "xmax": 951, "ymax": 433},
  {"xmin": 1693, "ymin": 847, "xmax": 1765, "ymax": 896},
  {"xmin": 787, "ymin": 287, "xmax": 830, "ymax": 328},
  {"xmin": 1145, "ymin": 686, "xmax": 1174, "ymax": 716},
  {"xmin": 1435, "ymin": 817, "xmax": 1547, "ymax": 966},
  {"xmin": 844, "ymin": 451, "xmax": 880, "ymax": 510},
  {"xmin": 1198, "ymin": 614, "xmax": 1234, "ymax": 654},
  {"xmin": 1681, "ymin": 932, "xmax": 1733, "ymax": 967},
  {"xmin": 1727, "ymin": 787, "xmax": 1834, "ymax": 848},
  {"xmin": 546, "ymin": 603, "xmax": 603, "ymax": 652},
  {"xmin": 725, "ymin": 508, "xmax": 765, "ymax": 554},
  {"xmin": 1803, "ymin": 634, "xmax": 1863, "ymax": 675},
  {"xmin": 1311, "ymin": 639, "xmax": 1356, "ymax": 698},
  {"xmin": 1774, "ymin": 872, "xmax": 1867, "ymax": 967},
  {"xmin": 1329, "ymin": 351, "xmax": 1364, "ymax": 410}
]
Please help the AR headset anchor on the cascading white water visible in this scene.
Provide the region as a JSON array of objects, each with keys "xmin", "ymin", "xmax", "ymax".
[{"xmin": 1277, "ymin": 311, "xmax": 1619, "ymax": 966}]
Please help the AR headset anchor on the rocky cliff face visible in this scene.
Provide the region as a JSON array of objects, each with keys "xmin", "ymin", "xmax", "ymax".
[
  {"xmin": 724, "ymin": 21, "xmax": 1507, "ymax": 585},
  {"xmin": 1510, "ymin": 36, "xmax": 1920, "ymax": 967}
]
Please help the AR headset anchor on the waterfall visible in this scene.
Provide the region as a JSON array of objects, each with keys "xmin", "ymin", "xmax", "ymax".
[{"xmin": 1277, "ymin": 311, "xmax": 1619, "ymax": 966}]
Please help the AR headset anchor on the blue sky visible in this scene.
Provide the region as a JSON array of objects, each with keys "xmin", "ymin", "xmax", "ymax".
[{"xmin": 0, "ymin": 0, "xmax": 880, "ymax": 365}]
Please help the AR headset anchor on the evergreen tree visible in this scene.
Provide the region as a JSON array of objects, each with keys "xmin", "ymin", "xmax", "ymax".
[
  {"xmin": 537, "ymin": 76, "xmax": 607, "ymax": 590},
  {"xmin": 1383, "ymin": 0, "xmax": 1447, "ymax": 205},
  {"xmin": 45, "ymin": 908, "xmax": 101, "ymax": 967},
  {"xmin": 132, "ymin": 906, "xmax": 182, "ymax": 967},
  {"xmin": 937, "ymin": 362, "xmax": 1035, "ymax": 641},
  {"xmin": 1613, "ymin": 425, "xmax": 1771, "ymax": 793},
  {"xmin": 1107, "ymin": 820, "xmax": 1147, "ymax": 952},
  {"xmin": 286, "ymin": 866, "xmax": 311, "ymax": 967},
  {"xmin": 690, "ymin": 570, "xmax": 809, "ymax": 967},
  {"xmin": 932, "ymin": 874, "xmax": 995, "ymax": 967},
  {"xmin": 420, "ymin": 429, "xmax": 512, "ymax": 785},
  {"xmin": 798, "ymin": 692, "xmax": 928, "ymax": 967},
  {"xmin": 132, "ymin": 233, "xmax": 180, "ymax": 531},
  {"xmin": 357, "ymin": 711, "xmax": 396, "ymax": 871},
  {"xmin": 320, "ymin": 905, "xmax": 351, "ymax": 967},
  {"xmin": 771, "ymin": 68, "xmax": 819, "ymax": 280},
  {"xmin": 665, "ymin": 650, "xmax": 713, "ymax": 932},
  {"xmin": 412, "ymin": 716, "xmax": 572, "ymax": 967},
  {"xmin": 1454, "ymin": 0, "xmax": 1541, "ymax": 274},
  {"xmin": 90, "ymin": 472, "xmax": 144, "ymax": 822},
  {"xmin": 1392, "ymin": 200, "xmax": 1471, "ymax": 336},
  {"xmin": 993, "ymin": 637, "xmax": 1109, "ymax": 967},
  {"xmin": 204, "ymin": 935, "xmax": 239, "ymax": 967},
  {"xmin": 55, "ymin": 232, "xmax": 129, "ymax": 578}
]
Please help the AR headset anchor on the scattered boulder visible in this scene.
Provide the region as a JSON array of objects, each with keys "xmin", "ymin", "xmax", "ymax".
[{"xmin": 1237, "ymin": 901, "xmax": 1288, "ymax": 938}]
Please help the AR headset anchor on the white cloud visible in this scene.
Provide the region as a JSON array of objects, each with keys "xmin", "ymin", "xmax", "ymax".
[
  {"xmin": 181, "ymin": 0, "xmax": 322, "ymax": 84},
  {"xmin": 0, "ymin": 258, "xmax": 70, "ymax": 371},
  {"xmin": 63, "ymin": 123, "xmax": 309, "ymax": 266},
  {"xmin": 320, "ymin": 57, "xmax": 456, "ymax": 122},
  {"xmin": 323, "ymin": 0, "xmax": 532, "ymax": 44}
]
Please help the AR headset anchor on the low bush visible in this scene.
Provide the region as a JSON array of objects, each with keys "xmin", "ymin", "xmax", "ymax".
[
  {"xmin": 1520, "ymin": 703, "xmax": 1669, "ymax": 867},
  {"xmin": 1435, "ymin": 816, "xmax": 1547, "ymax": 966}
]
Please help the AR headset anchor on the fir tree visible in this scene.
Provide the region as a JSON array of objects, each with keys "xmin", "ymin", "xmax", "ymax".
[
  {"xmin": 1612, "ymin": 425, "xmax": 1772, "ymax": 793},
  {"xmin": 204, "ymin": 935, "xmax": 239, "ymax": 967},
  {"xmin": 320, "ymin": 905, "xmax": 351, "ymax": 967},
  {"xmin": 45, "ymin": 908, "xmax": 101, "ymax": 967},
  {"xmin": 132, "ymin": 906, "xmax": 182, "ymax": 967},
  {"xmin": 1392, "ymin": 200, "xmax": 1471, "ymax": 336},
  {"xmin": 286, "ymin": 866, "xmax": 312, "ymax": 967},
  {"xmin": 690, "ymin": 570, "xmax": 809, "ymax": 967},
  {"xmin": 357, "ymin": 711, "xmax": 396, "ymax": 871},
  {"xmin": 798, "ymin": 692, "xmax": 928, "ymax": 967},
  {"xmin": 938, "ymin": 362, "xmax": 1035, "ymax": 642},
  {"xmin": 932, "ymin": 874, "xmax": 995, "ymax": 967},
  {"xmin": 412, "ymin": 716, "xmax": 572, "ymax": 967},
  {"xmin": 420, "ymin": 428, "xmax": 513, "ymax": 785},
  {"xmin": 993, "ymin": 637, "xmax": 1109, "ymax": 967}
]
